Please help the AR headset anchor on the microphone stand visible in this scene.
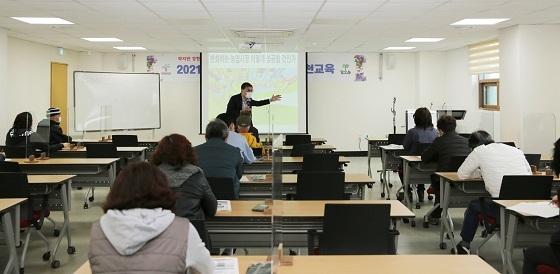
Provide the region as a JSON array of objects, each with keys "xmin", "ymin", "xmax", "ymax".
[{"xmin": 391, "ymin": 97, "xmax": 397, "ymax": 134}]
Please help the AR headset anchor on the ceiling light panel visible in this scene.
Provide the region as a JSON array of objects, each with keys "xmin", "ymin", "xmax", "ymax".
[
  {"xmin": 406, "ymin": 38, "xmax": 445, "ymax": 42},
  {"xmin": 11, "ymin": 17, "xmax": 74, "ymax": 24},
  {"xmin": 82, "ymin": 38, "xmax": 123, "ymax": 42},
  {"xmin": 451, "ymin": 18, "xmax": 510, "ymax": 25},
  {"xmin": 113, "ymin": 46, "xmax": 147, "ymax": 50},
  {"xmin": 384, "ymin": 46, "xmax": 415, "ymax": 50}
]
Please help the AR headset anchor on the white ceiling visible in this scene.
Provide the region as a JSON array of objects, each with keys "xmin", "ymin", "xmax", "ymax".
[{"xmin": 0, "ymin": 0, "xmax": 559, "ymax": 53}]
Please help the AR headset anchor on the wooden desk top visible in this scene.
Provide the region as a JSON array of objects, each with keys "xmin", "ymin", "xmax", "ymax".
[
  {"xmin": 0, "ymin": 198, "xmax": 27, "ymax": 212},
  {"xmin": 27, "ymin": 174, "xmax": 76, "ymax": 184},
  {"xmin": 213, "ymin": 200, "xmax": 414, "ymax": 218},
  {"xmin": 60, "ymin": 146, "xmax": 147, "ymax": 152},
  {"xmin": 9, "ymin": 158, "xmax": 119, "ymax": 165},
  {"xmin": 494, "ymin": 200, "xmax": 556, "ymax": 217},
  {"xmin": 240, "ymin": 173, "xmax": 374, "ymax": 184},
  {"xmin": 400, "ymin": 155, "xmax": 421, "ymax": 162},
  {"xmin": 436, "ymin": 172, "xmax": 559, "ymax": 182},
  {"xmin": 267, "ymin": 145, "xmax": 335, "ymax": 150},
  {"xmin": 74, "ymin": 139, "xmax": 158, "ymax": 144},
  {"xmin": 75, "ymin": 254, "xmax": 498, "ymax": 274},
  {"xmin": 251, "ymin": 156, "xmax": 349, "ymax": 164}
]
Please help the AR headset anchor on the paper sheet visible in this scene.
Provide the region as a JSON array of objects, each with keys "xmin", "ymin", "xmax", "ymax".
[
  {"xmin": 387, "ymin": 144, "xmax": 404, "ymax": 149},
  {"xmin": 240, "ymin": 176, "xmax": 249, "ymax": 182},
  {"xmin": 213, "ymin": 257, "xmax": 239, "ymax": 274},
  {"xmin": 217, "ymin": 200, "xmax": 232, "ymax": 211},
  {"xmin": 507, "ymin": 202, "xmax": 560, "ymax": 218}
]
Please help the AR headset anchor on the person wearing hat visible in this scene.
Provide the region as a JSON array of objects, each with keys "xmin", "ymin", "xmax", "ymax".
[
  {"xmin": 236, "ymin": 114, "xmax": 264, "ymax": 155},
  {"xmin": 46, "ymin": 107, "xmax": 72, "ymax": 145}
]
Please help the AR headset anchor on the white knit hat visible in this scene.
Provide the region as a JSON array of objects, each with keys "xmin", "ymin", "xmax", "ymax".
[{"xmin": 47, "ymin": 107, "xmax": 61, "ymax": 117}]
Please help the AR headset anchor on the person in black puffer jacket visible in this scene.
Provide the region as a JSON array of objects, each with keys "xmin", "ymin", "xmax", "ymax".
[
  {"xmin": 5, "ymin": 112, "xmax": 69, "ymax": 157},
  {"xmin": 151, "ymin": 133, "xmax": 217, "ymax": 220}
]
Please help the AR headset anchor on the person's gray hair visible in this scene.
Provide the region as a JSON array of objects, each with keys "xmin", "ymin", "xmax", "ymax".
[
  {"xmin": 468, "ymin": 130, "xmax": 494, "ymax": 149},
  {"xmin": 205, "ymin": 119, "xmax": 229, "ymax": 140}
]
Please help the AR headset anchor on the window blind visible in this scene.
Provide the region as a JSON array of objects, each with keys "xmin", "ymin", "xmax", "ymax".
[{"xmin": 468, "ymin": 39, "xmax": 499, "ymax": 75}]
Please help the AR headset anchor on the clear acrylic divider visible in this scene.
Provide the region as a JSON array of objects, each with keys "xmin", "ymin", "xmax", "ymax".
[
  {"xmin": 100, "ymin": 105, "xmax": 113, "ymax": 141},
  {"xmin": 270, "ymin": 105, "xmax": 284, "ymax": 273},
  {"xmin": 523, "ymin": 113, "xmax": 556, "ymax": 158},
  {"xmin": 477, "ymin": 110, "xmax": 496, "ymax": 139},
  {"xmin": 34, "ymin": 109, "xmax": 52, "ymax": 157}
]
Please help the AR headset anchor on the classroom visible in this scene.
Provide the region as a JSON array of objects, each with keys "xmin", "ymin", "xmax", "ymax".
[{"xmin": 1, "ymin": 0, "xmax": 560, "ymax": 273}]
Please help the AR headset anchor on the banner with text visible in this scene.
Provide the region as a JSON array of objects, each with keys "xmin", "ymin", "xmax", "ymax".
[
  {"xmin": 307, "ymin": 53, "xmax": 369, "ymax": 82},
  {"xmin": 145, "ymin": 53, "xmax": 200, "ymax": 83}
]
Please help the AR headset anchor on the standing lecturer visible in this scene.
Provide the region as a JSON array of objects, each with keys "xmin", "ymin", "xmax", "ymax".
[{"xmin": 226, "ymin": 82, "xmax": 282, "ymax": 122}]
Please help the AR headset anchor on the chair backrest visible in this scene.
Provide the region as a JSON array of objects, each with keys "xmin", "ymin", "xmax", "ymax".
[
  {"xmin": 459, "ymin": 133, "xmax": 471, "ymax": 139},
  {"xmin": 4, "ymin": 146, "xmax": 30, "ymax": 158},
  {"xmin": 0, "ymin": 161, "xmax": 23, "ymax": 172},
  {"xmin": 499, "ymin": 142, "xmax": 516, "ymax": 147},
  {"xmin": 290, "ymin": 143, "xmax": 316, "ymax": 157},
  {"xmin": 524, "ymin": 154, "xmax": 541, "ymax": 167},
  {"xmin": 320, "ymin": 204, "xmax": 392, "ymax": 255},
  {"xmin": 387, "ymin": 134, "xmax": 406, "ymax": 145},
  {"xmin": 285, "ymin": 134, "xmax": 311, "ymax": 146},
  {"xmin": 252, "ymin": 147, "xmax": 263, "ymax": 157},
  {"xmin": 112, "ymin": 135, "xmax": 139, "ymax": 147},
  {"xmin": 302, "ymin": 153, "xmax": 340, "ymax": 172},
  {"xmin": 296, "ymin": 171, "xmax": 345, "ymax": 200},
  {"xmin": 206, "ymin": 177, "xmax": 236, "ymax": 200},
  {"xmin": 499, "ymin": 175, "xmax": 553, "ymax": 200},
  {"xmin": 448, "ymin": 155, "xmax": 468, "ymax": 172},
  {"xmin": 85, "ymin": 143, "xmax": 119, "ymax": 158},
  {"xmin": 0, "ymin": 172, "xmax": 30, "ymax": 198},
  {"xmin": 189, "ymin": 219, "xmax": 212, "ymax": 251},
  {"xmin": 413, "ymin": 143, "xmax": 431, "ymax": 156}
]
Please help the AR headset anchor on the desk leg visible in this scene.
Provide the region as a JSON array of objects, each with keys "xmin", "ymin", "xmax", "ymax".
[
  {"xmin": 440, "ymin": 178, "xmax": 458, "ymax": 251},
  {"xmin": 499, "ymin": 207, "xmax": 507, "ymax": 273},
  {"xmin": 108, "ymin": 162, "xmax": 117, "ymax": 187},
  {"xmin": 367, "ymin": 141, "xmax": 372, "ymax": 177},
  {"xmin": 2, "ymin": 210, "xmax": 20, "ymax": 274},
  {"xmin": 15, "ymin": 206, "xmax": 20, "ymax": 247},
  {"xmin": 51, "ymin": 180, "xmax": 75, "ymax": 265},
  {"xmin": 505, "ymin": 213, "xmax": 519, "ymax": 274},
  {"xmin": 381, "ymin": 151, "xmax": 389, "ymax": 199},
  {"xmin": 403, "ymin": 162, "xmax": 412, "ymax": 210}
]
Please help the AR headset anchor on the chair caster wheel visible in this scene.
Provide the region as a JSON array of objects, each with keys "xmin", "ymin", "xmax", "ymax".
[
  {"xmin": 389, "ymin": 183, "xmax": 393, "ymax": 188},
  {"xmin": 415, "ymin": 204, "xmax": 421, "ymax": 209},
  {"xmin": 440, "ymin": 242, "xmax": 447, "ymax": 249},
  {"xmin": 54, "ymin": 229, "xmax": 60, "ymax": 237},
  {"xmin": 411, "ymin": 220, "xmax": 416, "ymax": 227},
  {"xmin": 42, "ymin": 251, "xmax": 51, "ymax": 260},
  {"xmin": 83, "ymin": 203, "xmax": 89, "ymax": 209},
  {"xmin": 77, "ymin": 187, "xmax": 82, "ymax": 190},
  {"xmin": 381, "ymin": 193, "xmax": 385, "ymax": 198},
  {"xmin": 88, "ymin": 196, "xmax": 94, "ymax": 202},
  {"xmin": 51, "ymin": 260, "xmax": 60, "ymax": 268},
  {"xmin": 481, "ymin": 231, "xmax": 488, "ymax": 238},
  {"xmin": 403, "ymin": 218, "xmax": 410, "ymax": 224},
  {"xmin": 19, "ymin": 267, "xmax": 24, "ymax": 274},
  {"xmin": 67, "ymin": 246, "xmax": 76, "ymax": 254},
  {"xmin": 423, "ymin": 222, "xmax": 429, "ymax": 228},
  {"xmin": 428, "ymin": 195, "xmax": 434, "ymax": 201}
]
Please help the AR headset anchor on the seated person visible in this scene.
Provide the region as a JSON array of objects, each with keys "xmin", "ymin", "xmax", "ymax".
[
  {"xmin": 5, "ymin": 112, "xmax": 69, "ymax": 157},
  {"xmin": 151, "ymin": 133, "xmax": 217, "ymax": 220},
  {"xmin": 453, "ymin": 130, "xmax": 531, "ymax": 254},
  {"xmin": 194, "ymin": 120, "xmax": 243, "ymax": 199},
  {"xmin": 400, "ymin": 107, "xmax": 438, "ymax": 201},
  {"xmin": 239, "ymin": 110, "xmax": 260, "ymax": 142},
  {"xmin": 421, "ymin": 115, "xmax": 471, "ymax": 221},
  {"xmin": 523, "ymin": 138, "xmax": 560, "ymax": 274},
  {"xmin": 88, "ymin": 162, "xmax": 212, "ymax": 273},
  {"xmin": 236, "ymin": 115, "xmax": 264, "ymax": 156},
  {"xmin": 216, "ymin": 113, "xmax": 255, "ymax": 164},
  {"xmin": 46, "ymin": 107, "xmax": 72, "ymax": 145}
]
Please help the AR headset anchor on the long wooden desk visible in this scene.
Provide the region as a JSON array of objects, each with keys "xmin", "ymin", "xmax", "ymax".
[
  {"xmin": 74, "ymin": 138, "xmax": 159, "ymax": 159},
  {"xmin": 207, "ymin": 200, "xmax": 414, "ymax": 249},
  {"xmin": 239, "ymin": 173, "xmax": 373, "ymax": 200},
  {"xmin": 268, "ymin": 144, "xmax": 336, "ymax": 154},
  {"xmin": 8, "ymin": 158, "xmax": 119, "ymax": 188},
  {"xmin": 1, "ymin": 198, "xmax": 26, "ymax": 274},
  {"xmin": 26, "ymin": 175, "xmax": 76, "ymax": 268},
  {"xmin": 262, "ymin": 137, "xmax": 327, "ymax": 145},
  {"xmin": 75, "ymin": 255, "xmax": 498, "ymax": 274},
  {"xmin": 378, "ymin": 145, "xmax": 405, "ymax": 199},
  {"xmin": 494, "ymin": 200, "xmax": 560, "ymax": 274},
  {"xmin": 50, "ymin": 146, "xmax": 147, "ymax": 162},
  {"xmin": 243, "ymin": 156, "xmax": 350, "ymax": 174}
]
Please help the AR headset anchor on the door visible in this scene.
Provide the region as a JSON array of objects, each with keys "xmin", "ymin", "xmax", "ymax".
[{"xmin": 50, "ymin": 62, "xmax": 68, "ymax": 132}]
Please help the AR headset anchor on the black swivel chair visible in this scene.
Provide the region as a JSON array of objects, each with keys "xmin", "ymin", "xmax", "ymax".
[
  {"xmin": 524, "ymin": 154, "xmax": 541, "ymax": 168},
  {"xmin": 301, "ymin": 153, "xmax": 341, "ymax": 172},
  {"xmin": 83, "ymin": 143, "xmax": 121, "ymax": 209},
  {"xmin": 291, "ymin": 171, "xmax": 346, "ymax": 200},
  {"xmin": 459, "ymin": 133, "xmax": 472, "ymax": 139},
  {"xmin": 0, "ymin": 172, "xmax": 52, "ymax": 272},
  {"xmin": 112, "ymin": 135, "xmax": 139, "ymax": 147},
  {"xmin": 387, "ymin": 134, "xmax": 406, "ymax": 145},
  {"xmin": 206, "ymin": 177, "xmax": 236, "ymax": 200},
  {"xmin": 413, "ymin": 143, "xmax": 431, "ymax": 156},
  {"xmin": 448, "ymin": 155, "xmax": 468, "ymax": 172},
  {"xmin": 4, "ymin": 146, "xmax": 31, "ymax": 158},
  {"xmin": 499, "ymin": 142, "xmax": 516, "ymax": 147},
  {"xmin": 475, "ymin": 175, "xmax": 553, "ymax": 253},
  {"xmin": 285, "ymin": 134, "xmax": 311, "ymax": 146},
  {"xmin": 290, "ymin": 143, "xmax": 316, "ymax": 157},
  {"xmin": 308, "ymin": 204, "xmax": 399, "ymax": 255},
  {"xmin": 0, "ymin": 161, "xmax": 23, "ymax": 172}
]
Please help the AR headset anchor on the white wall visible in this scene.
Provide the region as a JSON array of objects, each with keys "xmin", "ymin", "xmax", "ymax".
[
  {"xmin": 0, "ymin": 29, "xmax": 8, "ymax": 133},
  {"xmin": 5, "ymin": 37, "xmax": 489, "ymax": 151}
]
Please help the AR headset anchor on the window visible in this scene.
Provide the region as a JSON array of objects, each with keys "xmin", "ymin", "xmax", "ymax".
[
  {"xmin": 469, "ymin": 40, "xmax": 500, "ymax": 110},
  {"xmin": 479, "ymin": 74, "xmax": 499, "ymax": 110}
]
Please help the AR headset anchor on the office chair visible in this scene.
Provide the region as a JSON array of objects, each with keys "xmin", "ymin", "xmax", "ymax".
[
  {"xmin": 190, "ymin": 219, "xmax": 212, "ymax": 252},
  {"xmin": 448, "ymin": 155, "xmax": 468, "ymax": 172},
  {"xmin": 83, "ymin": 143, "xmax": 121, "ymax": 209},
  {"xmin": 36, "ymin": 119, "xmax": 51, "ymax": 143},
  {"xmin": 285, "ymin": 134, "xmax": 311, "ymax": 146},
  {"xmin": 524, "ymin": 154, "xmax": 541, "ymax": 168},
  {"xmin": 499, "ymin": 141, "xmax": 516, "ymax": 147},
  {"xmin": 459, "ymin": 133, "xmax": 472, "ymax": 139},
  {"xmin": 308, "ymin": 204, "xmax": 399, "ymax": 255},
  {"xmin": 290, "ymin": 171, "xmax": 346, "ymax": 200},
  {"xmin": 4, "ymin": 146, "xmax": 31, "ymax": 158},
  {"xmin": 0, "ymin": 172, "xmax": 52, "ymax": 272},
  {"xmin": 252, "ymin": 147, "xmax": 264, "ymax": 158},
  {"xmin": 413, "ymin": 143, "xmax": 431, "ymax": 156},
  {"xmin": 290, "ymin": 143, "xmax": 316, "ymax": 157},
  {"xmin": 206, "ymin": 177, "xmax": 236, "ymax": 200},
  {"xmin": 301, "ymin": 153, "xmax": 341, "ymax": 172},
  {"xmin": 473, "ymin": 175, "xmax": 553, "ymax": 254},
  {"xmin": 111, "ymin": 135, "xmax": 139, "ymax": 147},
  {"xmin": 387, "ymin": 134, "xmax": 406, "ymax": 145}
]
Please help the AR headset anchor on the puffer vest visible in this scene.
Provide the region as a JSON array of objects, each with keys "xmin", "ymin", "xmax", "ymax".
[{"xmin": 89, "ymin": 217, "xmax": 189, "ymax": 273}]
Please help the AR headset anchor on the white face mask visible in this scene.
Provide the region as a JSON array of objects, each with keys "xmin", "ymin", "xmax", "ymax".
[
  {"xmin": 57, "ymin": 117, "xmax": 62, "ymax": 123},
  {"xmin": 245, "ymin": 92, "xmax": 253, "ymax": 99}
]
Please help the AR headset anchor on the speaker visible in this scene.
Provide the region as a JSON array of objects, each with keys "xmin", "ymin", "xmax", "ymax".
[
  {"xmin": 387, "ymin": 54, "xmax": 396, "ymax": 70},
  {"xmin": 117, "ymin": 54, "xmax": 128, "ymax": 70}
]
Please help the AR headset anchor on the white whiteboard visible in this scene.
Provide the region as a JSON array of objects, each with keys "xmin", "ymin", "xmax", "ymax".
[{"xmin": 74, "ymin": 71, "xmax": 161, "ymax": 131}]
